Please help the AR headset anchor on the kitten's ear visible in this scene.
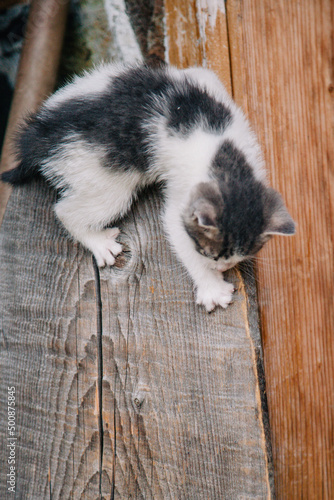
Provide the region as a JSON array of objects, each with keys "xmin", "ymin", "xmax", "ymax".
[
  {"xmin": 264, "ymin": 188, "xmax": 296, "ymax": 236},
  {"xmin": 192, "ymin": 199, "xmax": 219, "ymax": 234},
  {"xmin": 185, "ymin": 182, "xmax": 223, "ymax": 238}
]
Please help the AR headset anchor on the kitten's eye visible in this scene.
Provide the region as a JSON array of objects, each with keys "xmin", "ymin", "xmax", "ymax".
[
  {"xmin": 199, "ymin": 248, "xmax": 209, "ymax": 257},
  {"xmin": 199, "ymin": 248, "xmax": 217, "ymax": 260}
]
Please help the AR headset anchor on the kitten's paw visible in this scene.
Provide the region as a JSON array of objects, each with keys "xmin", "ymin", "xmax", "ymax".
[
  {"xmin": 89, "ymin": 227, "xmax": 123, "ymax": 267},
  {"xmin": 196, "ymin": 281, "xmax": 235, "ymax": 312}
]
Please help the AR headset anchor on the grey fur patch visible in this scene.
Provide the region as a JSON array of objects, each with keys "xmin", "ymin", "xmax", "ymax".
[
  {"xmin": 263, "ymin": 188, "xmax": 296, "ymax": 235},
  {"xmin": 183, "ymin": 182, "xmax": 224, "ymax": 260},
  {"xmin": 183, "ymin": 143, "xmax": 295, "ymax": 261}
]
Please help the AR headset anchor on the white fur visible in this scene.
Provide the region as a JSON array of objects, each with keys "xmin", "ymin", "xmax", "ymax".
[
  {"xmin": 46, "ymin": 64, "xmax": 123, "ymax": 110},
  {"xmin": 163, "ymin": 201, "xmax": 235, "ymax": 311},
  {"xmin": 179, "ymin": 67, "xmax": 266, "ymax": 183},
  {"xmin": 42, "ymin": 134, "xmax": 146, "ymax": 267},
  {"xmin": 181, "ymin": 67, "xmax": 233, "ymax": 104},
  {"xmin": 222, "ymin": 109, "xmax": 266, "ymax": 182},
  {"xmin": 154, "ymin": 125, "xmax": 223, "ymax": 188},
  {"xmin": 151, "ymin": 127, "xmax": 240, "ymax": 309},
  {"xmin": 141, "ymin": 69, "xmax": 264, "ymax": 309},
  {"xmin": 37, "ymin": 63, "xmax": 268, "ymax": 310}
]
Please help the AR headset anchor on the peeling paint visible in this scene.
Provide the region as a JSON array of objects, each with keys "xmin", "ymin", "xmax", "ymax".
[
  {"xmin": 104, "ymin": 0, "xmax": 142, "ymax": 63},
  {"xmin": 196, "ymin": 0, "xmax": 226, "ymax": 67},
  {"xmin": 197, "ymin": 0, "xmax": 225, "ymax": 30},
  {"xmin": 163, "ymin": 8, "xmax": 170, "ymax": 64}
]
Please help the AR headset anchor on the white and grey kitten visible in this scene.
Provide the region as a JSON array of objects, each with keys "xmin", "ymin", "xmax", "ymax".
[{"xmin": 2, "ymin": 62, "xmax": 295, "ymax": 311}]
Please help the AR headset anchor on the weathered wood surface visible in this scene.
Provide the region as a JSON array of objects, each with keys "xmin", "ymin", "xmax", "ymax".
[
  {"xmin": 227, "ymin": 0, "xmax": 334, "ymax": 497},
  {"xmin": 0, "ymin": 181, "xmax": 271, "ymax": 498}
]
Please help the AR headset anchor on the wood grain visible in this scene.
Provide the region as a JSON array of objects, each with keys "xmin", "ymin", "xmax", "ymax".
[
  {"xmin": 0, "ymin": 182, "xmax": 99, "ymax": 498},
  {"xmin": 0, "ymin": 182, "xmax": 271, "ymax": 498},
  {"xmin": 99, "ymin": 193, "xmax": 271, "ymax": 498},
  {"xmin": 227, "ymin": 0, "xmax": 334, "ymax": 497}
]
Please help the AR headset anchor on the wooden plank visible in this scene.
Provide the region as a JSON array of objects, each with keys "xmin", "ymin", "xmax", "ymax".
[
  {"xmin": 226, "ymin": 0, "xmax": 334, "ymax": 497},
  {"xmin": 0, "ymin": 0, "xmax": 273, "ymax": 497},
  {"xmin": 0, "ymin": 182, "xmax": 100, "ymax": 498},
  {"xmin": 100, "ymin": 195, "xmax": 273, "ymax": 498},
  {"xmin": 0, "ymin": 184, "xmax": 271, "ymax": 498}
]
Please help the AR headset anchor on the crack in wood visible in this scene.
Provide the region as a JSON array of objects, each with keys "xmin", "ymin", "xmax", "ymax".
[
  {"xmin": 48, "ymin": 465, "xmax": 52, "ymax": 500},
  {"xmin": 224, "ymin": 0, "xmax": 234, "ymax": 97},
  {"xmin": 92, "ymin": 256, "xmax": 104, "ymax": 499}
]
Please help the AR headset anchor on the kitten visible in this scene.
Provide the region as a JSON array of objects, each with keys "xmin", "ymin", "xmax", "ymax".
[{"xmin": 1, "ymin": 62, "xmax": 295, "ymax": 311}]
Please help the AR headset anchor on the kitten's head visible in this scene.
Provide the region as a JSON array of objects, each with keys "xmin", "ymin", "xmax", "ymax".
[{"xmin": 183, "ymin": 180, "xmax": 295, "ymax": 272}]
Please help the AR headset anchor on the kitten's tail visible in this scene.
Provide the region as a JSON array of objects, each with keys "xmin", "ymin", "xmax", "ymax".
[
  {"xmin": 1, "ymin": 160, "xmax": 39, "ymax": 185},
  {"xmin": 1, "ymin": 116, "xmax": 41, "ymax": 185}
]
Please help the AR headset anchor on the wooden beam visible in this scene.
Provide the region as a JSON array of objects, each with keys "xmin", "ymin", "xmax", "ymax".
[
  {"xmin": 0, "ymin": 182, "xmax": 105, "ymax": 497},
  {"xmin": 227, "ymin": 0, "xmax": 334, "ymax": 497},
  {"xmin": 0, "ymin": 182, "xmax": 272, "ymax": 497}
]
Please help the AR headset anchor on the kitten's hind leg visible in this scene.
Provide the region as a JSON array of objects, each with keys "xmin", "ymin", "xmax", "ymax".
[{"xmin": 55, "ymin": 189, "xmax": 133, "ymax": 267}]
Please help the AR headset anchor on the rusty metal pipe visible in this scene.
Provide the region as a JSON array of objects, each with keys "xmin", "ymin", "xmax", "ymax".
[{"xmin": 0, "ymin": 0, "xmax": 69, "ymax": 225}]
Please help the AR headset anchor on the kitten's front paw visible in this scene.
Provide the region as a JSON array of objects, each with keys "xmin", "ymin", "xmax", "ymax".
[
  {"xmin": 196, "ymin": 281, "xmax": 235, "ymax": 312},
  {"xmin": 90, "ymin": 227, "xmax": 123, "ymax": 267}
]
